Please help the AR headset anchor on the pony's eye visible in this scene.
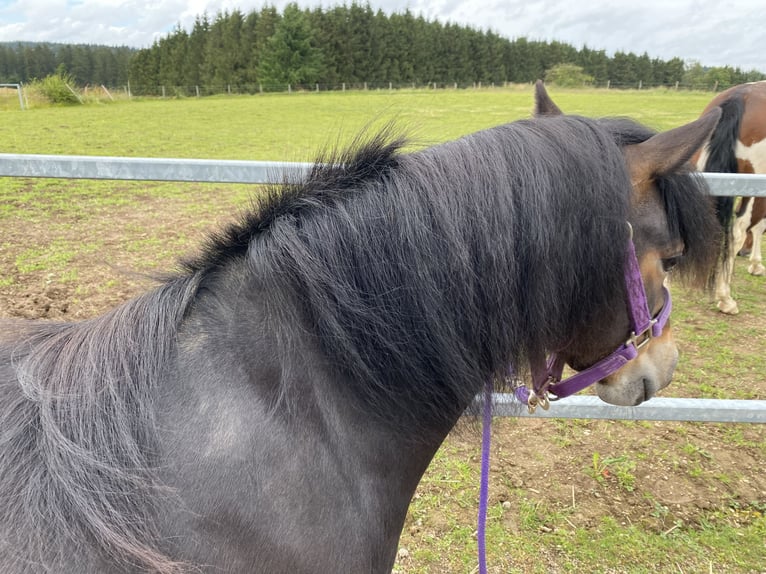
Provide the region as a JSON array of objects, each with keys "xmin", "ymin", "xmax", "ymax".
[{"xmin": 661, "ymin": 255, "xmax": 682, "ymax": 273}]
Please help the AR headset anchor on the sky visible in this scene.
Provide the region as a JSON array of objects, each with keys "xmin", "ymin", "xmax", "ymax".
[{"xmin": 0, "ymin": 0, "xmax": 764, "ymax": 71}]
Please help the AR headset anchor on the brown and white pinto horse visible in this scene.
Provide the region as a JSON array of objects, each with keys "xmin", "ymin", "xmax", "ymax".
[{"xmin": 694, "ymin": 81, "xmax": 766, "ymax": 314}]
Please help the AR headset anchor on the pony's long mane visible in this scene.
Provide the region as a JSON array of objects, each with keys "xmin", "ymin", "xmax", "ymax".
[
  {"xmin": 600, "ymin": 117, "xmax": 721, "ymax": 286},
  {"xmin": 0, "ymin": 114, "xmax": 718, "ymax": 572},
  {"xmin": 0, "ymin": 277, "xmax": 200, "ymax": 572},
  {"xmin": 191, "ymin": 118, "xmax": 717, "ymax": 434},
  {"xmin": 195, "ymin": 116, "xmax": 637, "ymax": 432}
]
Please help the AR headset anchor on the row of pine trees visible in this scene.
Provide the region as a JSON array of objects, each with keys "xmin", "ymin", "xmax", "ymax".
[
  {"xmin": 0, "ymin": 43, "xmax": 133, "ymax": 87},
  {"xmin": 2, "ymin": 3, "xmax": 764, "ymax": 94},
  {"xmin": 122, "ymin": 3, "xmax": 766, "ymax": 94},
  {"xmin": 128, "ymin": 3, "xmax": 694, "ymax": 94}
]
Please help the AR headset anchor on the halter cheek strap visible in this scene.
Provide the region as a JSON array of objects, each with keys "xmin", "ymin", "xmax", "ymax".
[{"xmin": 513, "ymin": 230, "xmax": 672, "ymax": 413}]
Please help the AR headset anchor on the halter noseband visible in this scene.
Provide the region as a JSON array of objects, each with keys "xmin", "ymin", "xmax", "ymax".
[{"xmin": 513, "ymin": 224, "xmax": 672, "ymax": 413}]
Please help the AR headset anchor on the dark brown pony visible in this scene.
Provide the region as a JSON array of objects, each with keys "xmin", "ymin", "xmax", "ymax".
[
  {"xmin": 694, "ymin": 81, "xmax": 766, "ymax": 314},
  {"xmin": 0, "ymin": 85, "xmax": 721, "ymax": 573}
]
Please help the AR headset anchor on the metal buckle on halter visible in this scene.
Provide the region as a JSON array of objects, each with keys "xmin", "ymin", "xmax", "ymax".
[
  {"xmin": 627, "ymin": 318, "xmax": 657, "ymax": 351},
  {"xmin": 526, "ymin": 386, "xmax": 551, "ymax": 414}
]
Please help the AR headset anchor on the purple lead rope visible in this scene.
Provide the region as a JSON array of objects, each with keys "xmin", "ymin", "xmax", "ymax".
[{"xmin": 477, "ymin": 379, "xmax": 492, "ymax": 574}]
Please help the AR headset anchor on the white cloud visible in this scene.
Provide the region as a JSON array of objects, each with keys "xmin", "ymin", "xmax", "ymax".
[{"xmin": 0, "ymin": 0, "xmax": 764, "ymax": 70}]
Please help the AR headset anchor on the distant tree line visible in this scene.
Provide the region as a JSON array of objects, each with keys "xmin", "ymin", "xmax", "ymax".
[
  {"xmin": 0, "ymin": 42, "xmax": 134, "ymax": 86},
  {"xmin": 1, "ymin": 3, "xmax": 764, "ymax": 94},
  {"xmin": 127, "ymin": 3, "xmax": 765, "ymax": 94}
]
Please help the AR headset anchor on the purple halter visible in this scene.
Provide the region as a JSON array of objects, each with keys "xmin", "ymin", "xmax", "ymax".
[{"xmin": 513, "ymin": 225, "xmax": 672, "ymax": 412}]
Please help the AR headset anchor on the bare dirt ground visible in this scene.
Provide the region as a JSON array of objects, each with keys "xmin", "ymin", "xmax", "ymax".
[{"xmin": 1, "ymin": 184, "xmax": 764, "ymax": 572}]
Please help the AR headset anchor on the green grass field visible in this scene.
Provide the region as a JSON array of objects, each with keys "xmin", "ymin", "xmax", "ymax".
[
  {"xmin": 1, "ymin": 87, "xmax": 764, "ymax": 573},
  {"xmin": 1, "ymin": 86, "xmax": 718, "ymax": 159}
]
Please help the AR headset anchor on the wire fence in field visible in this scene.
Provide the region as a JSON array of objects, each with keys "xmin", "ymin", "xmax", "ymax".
[{"xmin": 1, "ymin": 80, "xmax": 748, "ymax": 111}]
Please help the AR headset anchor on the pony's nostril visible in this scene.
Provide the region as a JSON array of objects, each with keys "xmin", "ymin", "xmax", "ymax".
[{"xmin": 642, "ymin": 378, "xmax": 653, "ymax": 402}]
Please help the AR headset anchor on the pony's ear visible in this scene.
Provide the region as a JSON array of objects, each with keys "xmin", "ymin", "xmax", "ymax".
[
  {"xmin": 534, "ymin": 80, "xmax": 563, "ymax": 116},
  {"xmin": 624, "ymin": 107, "xmax": 722, "ymax": 184}
]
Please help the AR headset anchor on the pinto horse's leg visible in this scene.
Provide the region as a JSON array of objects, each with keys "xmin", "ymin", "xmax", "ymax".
[
  {"xmin": 747, "ymin": 216, "xmax": 766, "ymax": 275},
  {"xmin": 745, "ymin": 197, "xmax": 766, "ymax": 276},
  {"xmin": 716, "ymin": 198, "xmax": 753, "ymax": 314},
  {"xmin": 715, "ymin": 274, "xmax": 737, "ymax": 314},
  {"xmin": 738, "ymin": 231, "xmax": 752, "ymax": 257},
  {"xmin": 715, "ymin": 265, "xmax": 738, "ymax": 315},
  {"xmin": 716, "ymin": 199, "xmax": 752, "ymax": 314}
]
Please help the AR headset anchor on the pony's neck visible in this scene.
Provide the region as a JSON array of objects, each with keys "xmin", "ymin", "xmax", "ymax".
[{"xmin": 153, "ymin": 268, "xmax": 455, "ymax": 572}]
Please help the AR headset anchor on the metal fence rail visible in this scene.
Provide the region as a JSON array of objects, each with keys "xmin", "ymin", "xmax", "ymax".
[
  {"xmin": 494, "ymin": 395, "xmax": 766, "ymax": 423},
  {"xmin": 1, "ymin": 153, "xmax": 764, "ymax": 423},
  {"xmin": 0, "ymin": 153, "xmax": 313, "ymax": 184},
  {"xmin": 701, "ymin": 172, "xmax": 766, "ymax": 197},
  {"xmin": 2, "ymin": 153, "xmax": 766, "ymax": 196}
]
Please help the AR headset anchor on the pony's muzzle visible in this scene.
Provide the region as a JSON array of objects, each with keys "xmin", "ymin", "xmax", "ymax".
[{"xmin": 596, "ymin": 335, "xmax": 678, "ymax": 406}]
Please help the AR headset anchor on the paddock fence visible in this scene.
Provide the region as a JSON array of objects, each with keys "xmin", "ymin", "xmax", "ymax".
[
  {"xmin": 6, "ymin": 81, "xmax": 746, "ymax": 109},
  {"xmin": 1, "ymin": 153, "xmax": 764, "ymax": 424}
]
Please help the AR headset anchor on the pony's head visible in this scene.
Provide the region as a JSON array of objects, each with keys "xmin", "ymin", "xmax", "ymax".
[{"xmin": 534, "ymin": 81, "xmax": 722, "ymax": 406}]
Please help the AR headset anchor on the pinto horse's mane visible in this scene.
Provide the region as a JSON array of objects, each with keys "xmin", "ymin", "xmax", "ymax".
[
  {"xmin": 698, "ymin": 90, "xmax": 746, "ymax": 261},
  {"xmin": 0, "ymin": 115, "xmax": 718, "ymax": 573}
]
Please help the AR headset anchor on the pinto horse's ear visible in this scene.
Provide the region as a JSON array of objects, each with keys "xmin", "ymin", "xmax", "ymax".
[
  {"xmin": 624, "ymin": 107, "xmax": 722, "ymax": 185},
  {"xmin": 534, "ymin": 80, "xmax": 563, "ymax": 116}
]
